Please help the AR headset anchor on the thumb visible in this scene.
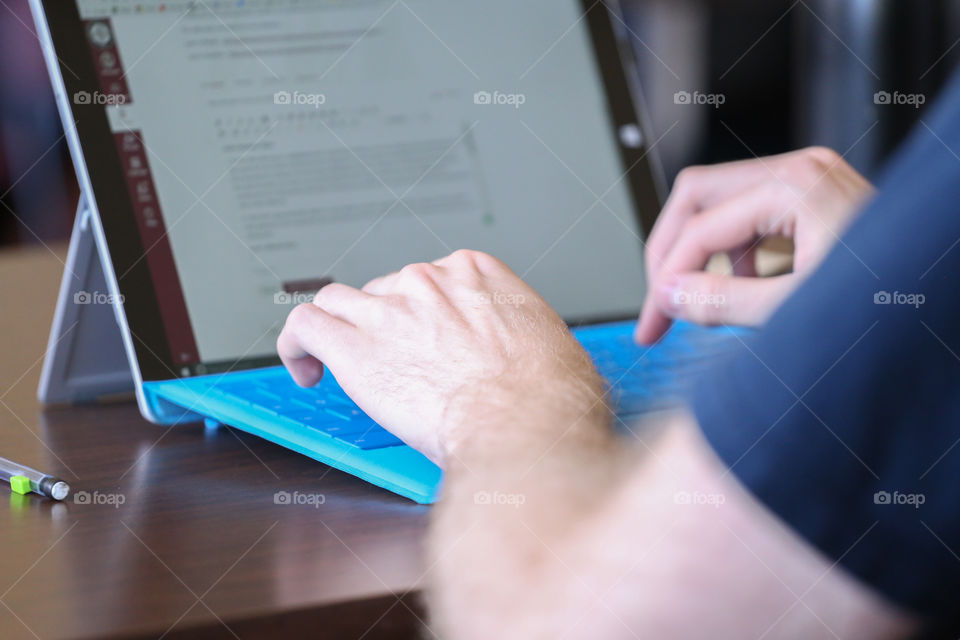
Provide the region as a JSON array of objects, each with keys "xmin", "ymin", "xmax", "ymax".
[{"xmin": 653, "ymin": 272, "xmax": 796, "ymax": 327}]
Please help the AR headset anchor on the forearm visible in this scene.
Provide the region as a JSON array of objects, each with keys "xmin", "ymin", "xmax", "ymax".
[
  {"xmin": 426, "ymin": 408, "xmax": 919, "ymax": 640},
  {"xmin": 426, "ymin": 376, "xmax": 633, "ymax": 639}
]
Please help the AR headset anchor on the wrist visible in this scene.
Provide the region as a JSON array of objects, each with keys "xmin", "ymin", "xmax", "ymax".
[{"xmin": 439, "ymin": 365, "xmax": 611, "ymax": 467}]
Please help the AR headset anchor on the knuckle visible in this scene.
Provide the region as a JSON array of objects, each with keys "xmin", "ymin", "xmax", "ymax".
[
  {"xmin": 472, "ymin": 251, "xmax": 508, "ymax": 274},
  {"xmin": 448, "ymin": 248, "xmax": 479, "ymax": 263},
  {"xmin": 805, "ymin": 145, "xmax": 841, "ymax": 166},
  {"xmin": 672, "ymin": 166, "xmax": 705, "ymax": 197},
  {"xmin": 798, "ymin": 158, "xmax": 827, "ymax": 185},
  {"xmin": 286, "ymin": 303, "xmax": 313, "ymax": 329},
  {"xmin": 674, "ymin": 165, "xmax": 704, "ymax": 188},
  {"xmin": 788, "ymin": 147, "xmax": 837, "ymax": 186},
  {"xmin": 311, "ymin": 283, "xmax": 340, "ymax": 307},
  {"xmin": 399, "ymin": 262, "xmax": 435, "ymax": 281},
  {"xmin": 315, "ymin": 282, "xmax": 345, "ymax": 298},
  {"xmin": 448, "ymin": 249, "xmax": 504, "ymax": 274}
]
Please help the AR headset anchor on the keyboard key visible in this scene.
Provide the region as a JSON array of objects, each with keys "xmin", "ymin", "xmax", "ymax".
[
  {"xmin": 289, "ymin": 398, "xmax": 316, "ymax": 411},
  {"xmin": 323, "ymin": 407, "xmax": 351, "ymax": 421},
  {"xmin": 336, "ymin": 429, "xmax": 405, "ymax": 450},
  {"xmin": 315, "ymin": 421, "xmax": 379, "ymax": 437},
  {"xmin": 254, "ymin": 388, "xmax": 283, "ymax": 402}
]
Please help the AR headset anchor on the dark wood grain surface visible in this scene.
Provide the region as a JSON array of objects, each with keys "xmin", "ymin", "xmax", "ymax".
[{"xmin": 0, "ymin": 245, "xmax": 429, "ymax": 640}]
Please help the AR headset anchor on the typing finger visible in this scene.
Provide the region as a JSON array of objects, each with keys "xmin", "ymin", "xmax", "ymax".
[
  {"xmin": 277, "ymin": 303, "xmax": 358, "ymax": 387},
  {"xmin": 637, "ymin": 182, "xmax": 798, "ymax": 343}
]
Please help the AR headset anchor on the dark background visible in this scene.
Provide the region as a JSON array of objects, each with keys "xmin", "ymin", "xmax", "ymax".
[{"xmin": 2, "ymin": 0, "xmax": 959, "ymax": 247}]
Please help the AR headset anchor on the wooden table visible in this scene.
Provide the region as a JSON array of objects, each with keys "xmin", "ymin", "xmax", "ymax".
[{"xmin": 0, "ymin": 245, "xmax": 429, "ymax": 639}]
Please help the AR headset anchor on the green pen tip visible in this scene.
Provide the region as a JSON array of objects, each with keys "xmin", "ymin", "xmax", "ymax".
[{"xmin": 10, "ymin": 476, "xmax": 31, "ymax": 495}]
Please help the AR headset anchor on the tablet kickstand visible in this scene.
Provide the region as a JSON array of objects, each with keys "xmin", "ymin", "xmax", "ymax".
[{"xmin": 38, "ymin": 194, "xmax": 135, "ymax": 405}]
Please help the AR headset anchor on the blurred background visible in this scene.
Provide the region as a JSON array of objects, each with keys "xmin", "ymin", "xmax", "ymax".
[{"xmin": 2, "ymin": 0, "xmax": 959, "ymax": 247}]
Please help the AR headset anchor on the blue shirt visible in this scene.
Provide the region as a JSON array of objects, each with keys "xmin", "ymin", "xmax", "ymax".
[{"xmin": 693, "ymin": 70, "xmax": 960, "ymax": 628}]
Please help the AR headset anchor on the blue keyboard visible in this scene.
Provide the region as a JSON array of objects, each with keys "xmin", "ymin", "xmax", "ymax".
[
  {"xmin": 210, "ymin": 374, "xmax": 406, "ymax": 450},
  {"xmin": 576, "ymin": 321, "xmax": 741, "ymax": 418},
  {"xmin": 205, "ymin": 321, "xmax": 741, "ymax": 451}
]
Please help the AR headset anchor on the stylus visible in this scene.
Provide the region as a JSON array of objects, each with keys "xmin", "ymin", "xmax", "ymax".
[{"xmin": 0, "ymin": 455, "xmax": 70, "ymax": 501}]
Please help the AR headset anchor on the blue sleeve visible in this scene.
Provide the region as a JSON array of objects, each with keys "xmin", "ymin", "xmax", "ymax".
[{"xmin": 691, "ymin": 72, "xmax": 960, "ymax": 622}]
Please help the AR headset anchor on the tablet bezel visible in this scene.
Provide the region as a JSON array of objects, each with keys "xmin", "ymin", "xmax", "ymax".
[{"xmin": 35, "ymin": 0, "xmax": 666, "ymax": 382}]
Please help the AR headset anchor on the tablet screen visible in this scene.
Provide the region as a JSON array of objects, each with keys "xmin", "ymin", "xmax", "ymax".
[{"xmin": 51, "ymin": 0, "xmax": 661, "ymax": 377}]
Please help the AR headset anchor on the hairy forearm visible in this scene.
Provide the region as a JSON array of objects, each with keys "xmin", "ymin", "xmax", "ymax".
[
  {"xmin": 425, "ymin": 375, "xmax": 635, "ymax": 639},
  {"xmin": 425, "ymin": 407, "xmax": 920, "ymax": 640}
]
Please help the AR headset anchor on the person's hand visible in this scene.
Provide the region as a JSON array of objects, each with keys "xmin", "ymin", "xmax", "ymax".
[
  {"xmin": 276, "ymin": 250, "xmax": 604, "ymax": 466},
  {"xmin": 636, "ymin": 147, "xmax": 875, "ymax": 344}
]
